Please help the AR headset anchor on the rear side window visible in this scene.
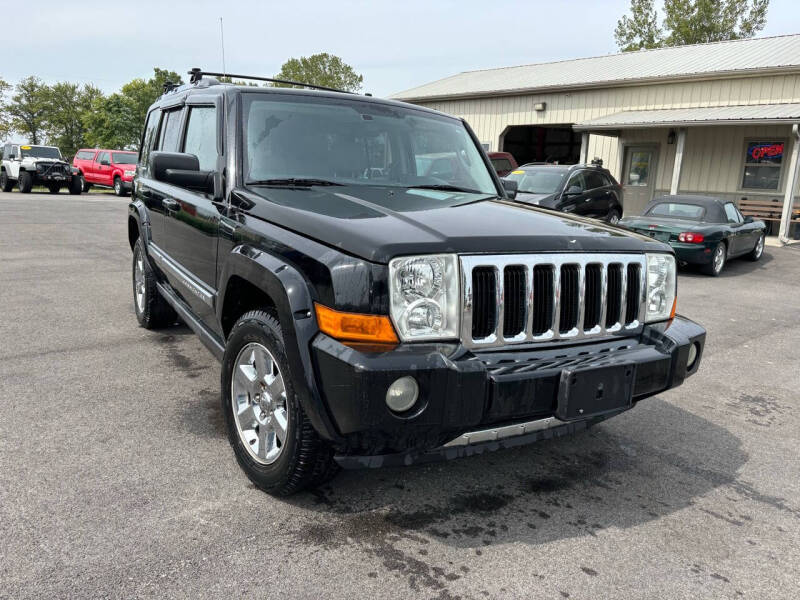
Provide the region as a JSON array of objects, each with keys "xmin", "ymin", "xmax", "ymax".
[
  {"xmin": 158, "ymin": 109, "xmax": 184, "ymax": 153},
  {"xmin": 183, "ymin": 106, "xmax": 218, "ymax": 171},
  {"xmin": 76, "ymin": 150, "xmax": 95, "ymax": 160},
  {"xmin": 139, "ymin": 110, "xmax": 161, "ymax": 170},
  {"xmin": 724, "ymin": 202, "xmax": 743, "ymax": 223}
]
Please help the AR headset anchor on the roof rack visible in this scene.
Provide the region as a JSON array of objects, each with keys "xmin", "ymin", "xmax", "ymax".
[{"xmin": 187, "ymin": 68, "xmax": 352, "ymax": 94}]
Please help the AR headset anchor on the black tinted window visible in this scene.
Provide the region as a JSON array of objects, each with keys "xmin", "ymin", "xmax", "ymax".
[
  {"xmin": 585, "ymin": 171, "xmax": 605, "ymax": 190},
  {"xmin": 183, "ymin": 106, "xmax": 218, "ymax": 171},
  {"xmin": 158, "ymin": 109, "xmax": 184, "ymax": 153},
  {"xmin": 139, "ymin": 110, "xmax": 160, "ymax": 170}
]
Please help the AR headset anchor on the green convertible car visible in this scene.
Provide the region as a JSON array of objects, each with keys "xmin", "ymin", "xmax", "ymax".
[{"xmin": 619, "ymin": 195, "xmax": 767, "ymax": 276}]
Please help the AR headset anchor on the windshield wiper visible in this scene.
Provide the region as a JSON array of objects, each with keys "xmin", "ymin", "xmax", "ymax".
[
  {"xmin": 407, "ymin": 184, "xmax": 484, "ymax": 194},
  {"xmin": 246, "ymin": 178, "xmax": 343, "ymax": 187}
]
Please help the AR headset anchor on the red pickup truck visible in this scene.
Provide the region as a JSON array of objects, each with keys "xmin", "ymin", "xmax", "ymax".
[{"xmin": 73, "ymin": 149, "xmax": 137, "ymax": 196}]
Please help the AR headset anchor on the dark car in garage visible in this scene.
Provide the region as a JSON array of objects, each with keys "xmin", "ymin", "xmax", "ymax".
[
  {"xmin": 504, "ymin": 163, "xmax": 624, "ymax": 223},
  {"xmin": 618, "ymin": 195, "xmax": 767, "ymax": 276}
]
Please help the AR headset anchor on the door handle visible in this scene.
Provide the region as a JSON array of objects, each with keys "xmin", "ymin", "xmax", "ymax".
[{"xmin": 162, "ymin": 198, "xmax": 180, "ymax": 212}]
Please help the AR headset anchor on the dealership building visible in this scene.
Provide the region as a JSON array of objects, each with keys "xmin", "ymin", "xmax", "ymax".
[{"xmin": 393, "ymin": 35, "xmax": 800, "ymax": 241}]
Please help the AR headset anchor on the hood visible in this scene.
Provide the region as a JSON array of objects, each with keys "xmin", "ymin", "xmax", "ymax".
[
  {"xmin": 513, "ymin": 191, "xmax": 558, "ymax": 206},
  {"xmin": 23, "ymin": 157, "xmax": 67, "ymax": 166},
  {"xmin": 239, "ymin": 185, "xmax": 668, "ymax": 263}
]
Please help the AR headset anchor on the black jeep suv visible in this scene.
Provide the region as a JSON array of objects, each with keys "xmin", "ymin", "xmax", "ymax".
[
  {"xmin": 504, "ymin": 163, "xmax": 624, "ymax": 223},
  {"xmin": 128, "ymin": 72, "xmax": 705, "ymax": 496}
]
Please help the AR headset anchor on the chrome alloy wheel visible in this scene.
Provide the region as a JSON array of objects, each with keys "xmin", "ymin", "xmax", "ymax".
[
  {"xmin": 134, "ymin": 252, "xmax": 146, "ymax": 313},
  {"xmin": 754, "ymin": 234, "xmax": 765, "ymax": 258},
  {"xmin": 231, "ymin": 342, "xmax": 289, "ymax": 465},
  {"xmin": 713, "ymin": 244, "xmax": 726, "ymax": 274},
  {"xmin": 114, "ymin": 178, "xmax": 121, "ymax": 195}
]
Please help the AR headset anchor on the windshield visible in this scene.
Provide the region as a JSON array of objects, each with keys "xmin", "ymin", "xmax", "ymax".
[
  {"xmin": 242, "ymin": 94, "xmax": 497, "ymax": 195},
  {"xmin": 20, "ymin": 146, "xmax": 62, "ymax": 160},
  {"xmin": 647, "ymin": 203, "xmax": 705, "ymax": 220},
  {"xmin": 112, "ymin": 152, "xmax": 137, "ymax": 164},
  {"xmin": 505, "ymin": 168, "xmax": 567, "ymax": 194}
]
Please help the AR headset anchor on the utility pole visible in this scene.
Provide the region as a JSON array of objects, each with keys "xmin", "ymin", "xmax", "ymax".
[{"xmin": 219, "ymin": 17, "xmax": 227, "ymax": 76}]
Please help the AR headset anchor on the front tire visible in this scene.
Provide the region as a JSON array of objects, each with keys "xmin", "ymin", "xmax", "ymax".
[
  {"xmin": 222, "ymin": 311, "xmax": 337, "ymax": 496},
  {"xmin": 132, "ymin": 238, "xmax": 177, "ymax": 329},
  {"xmin": 746, "ymin": 233, "xmax": 765, "ymax": 261},
  {"xmin": 81, "ymin": 176, "xmax": 91, "ymax": 193},
  {"xmin": 68, "ymin": 176, "xmax": 82, "ymax": 195},
  {"xmin": 0, "ymin": 171, "xmax": 13, "ymax": 192},
  {"xmin": 606, "ymin": 209, "xmax": 621, "ymax": 225},
  {"xmin": 702, "ymin": 242, "xmax": 726, "ymax": 276},
  {"xmin": 18, "ymin": 171, "xmax": 33, "ymax": 193},
  {"xmin": 113, "ymin": 176, "xmax": 125, "ymax": 197}
]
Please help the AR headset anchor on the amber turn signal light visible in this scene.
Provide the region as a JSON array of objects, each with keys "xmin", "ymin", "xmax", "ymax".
[
  {"xmin": 669, "ymin": 297, "xmax": 677, "ymax": 320},
  {"xmin": 315, "ymin": 303, "xmax": 399, "ymax": 344}
]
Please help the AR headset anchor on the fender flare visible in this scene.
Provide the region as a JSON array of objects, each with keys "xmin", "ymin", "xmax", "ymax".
[
  {"xmin": 217, "ymin": 246, "xmax": 342, "ymax": 444},
  {"xmin": 127, "ymin": 199, "xmax": 150, "ymax": 249}
]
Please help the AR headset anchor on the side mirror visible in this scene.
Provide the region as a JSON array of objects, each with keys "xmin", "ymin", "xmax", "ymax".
[
  {"xmin": 9, "ymin": 153, "xmax": 17, "ymax": 160},
  {"xmin": 564, "ymin": 185, "xmax": 582, "ymax": 196},
  {"xmin": 501, "ymin": 178, "xmax": 518, "ymax": 200},
  {"xmin": 743, "ymin": 215, "xmax": 754, "ymax": 223},
  {"xmin": 100, "ymin": 159, "xmax": 110, "ymax": 166},
  {"xmin": 150, "ymin": 151, "xmax": 214, "ymax": 193}
]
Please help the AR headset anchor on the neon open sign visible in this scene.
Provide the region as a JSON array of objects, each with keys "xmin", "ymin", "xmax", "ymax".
[{"xmin": 749, "ymin": 142, "xmax": 784, "ymax": 161}]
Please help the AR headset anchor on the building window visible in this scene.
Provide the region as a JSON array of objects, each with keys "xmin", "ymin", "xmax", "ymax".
[{"xmin": 741, "ymin": 140, "xmax": 784, "ymax": 191}]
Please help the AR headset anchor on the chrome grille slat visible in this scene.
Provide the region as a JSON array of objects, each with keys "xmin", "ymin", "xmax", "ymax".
[{"xmin": 461, "ymin": 253, "xmax": 647, "ymax": 349}]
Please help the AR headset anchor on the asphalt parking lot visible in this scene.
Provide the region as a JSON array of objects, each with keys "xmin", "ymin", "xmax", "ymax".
[{"xmin": 1, "ymin": 191, "xmax": 799, "ymax": 600}]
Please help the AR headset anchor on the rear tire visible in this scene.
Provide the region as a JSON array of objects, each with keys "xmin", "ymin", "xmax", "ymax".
[
  {"xmin": 47, "ymin": 184, "xmax": 61, "ymax": 194},
  {"xmin": 746, "ymin": 233, "xmax": 765, "ymax": 261},
  {"xmin": 0, "ymin": 171, "xmax": 13, "ymax": 192},
  {"xmin": 81, "ymin": 176, "xmax": 91, "ymax": 193},
  {"xmin": 222, "ymin": 311, "xmax": 337, "ymax": 496},
  {"xmin": 702, "ymin": 242, "xmax": 726, "ymax": 276},
  {"xmin": 132, "ymin": 238, "xmax": 177, "ymax": 329},
  {"xmin": 18, "ymin": 171, "xmax": 33, "ymax": 193}
]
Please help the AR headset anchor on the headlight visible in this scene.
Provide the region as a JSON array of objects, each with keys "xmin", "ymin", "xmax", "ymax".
[
  {"xmin": 644, "ymin": 253, "xmax": 676, "ymax": 322},
  {"xmin": 389, "ymin": 254, "xmax": 459, "ymax": 341},
  {"xmin": 124, "ymin": 169, "xmax": 135, "ymax": 177}
]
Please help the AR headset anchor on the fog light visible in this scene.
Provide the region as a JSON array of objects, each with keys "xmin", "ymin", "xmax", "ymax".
[
  {"xmin": 687, "ymin": 342, "xmax": 699, "ymax": 370},
  {"xmin": 386, "ymin": 376, "xmax": 419, "ymax": 413}
]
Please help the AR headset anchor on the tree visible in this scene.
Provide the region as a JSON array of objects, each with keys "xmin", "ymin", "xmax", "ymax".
[
  {"xmin": 0, "ymin": 77, "xmax": 11, "ymax": 143},
  {"xmin": 6, "ymin": 76, "xmax": 50, "ymax": 144},
  {"xmin": 275, "ymin": 53, "xmax": 363, "ymax": 92},
  {"xmin": 615, "ymin": 0, "xmax": 769, "ymax": 51},
  {"xmin": 45, "ymin": 83, "xmax": 104, "ymax": 158},
  {"xmin": 83, "ymin": 68, "xmax": 183, "ymax": 151}
]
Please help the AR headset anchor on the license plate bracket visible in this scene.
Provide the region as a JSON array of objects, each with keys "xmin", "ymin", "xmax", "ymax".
[{"xmin": 556, "ymin": 363, "xmax": 635, "ymax": 421}]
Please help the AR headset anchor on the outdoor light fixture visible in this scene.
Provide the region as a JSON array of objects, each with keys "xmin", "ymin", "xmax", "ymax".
[
  {"xmin": 668, "ymin": 130, "xmax": 676, "ymax": 144},
  {"xmin": 534, "ymin": 102, "xmax": 547, "ymax": 112}
]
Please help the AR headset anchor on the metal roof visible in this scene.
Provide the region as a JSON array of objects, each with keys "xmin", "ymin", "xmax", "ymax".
[
  {"xmin": 574, "ymin": 102, "xmax": 800, "ymax": 130},
  {"xmin": 392, "ymin": 35, "xmax": 800, "ymax": 101}
]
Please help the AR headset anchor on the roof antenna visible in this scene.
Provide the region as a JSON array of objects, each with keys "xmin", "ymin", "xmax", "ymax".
[{"xmin": 219, "ymin": 17, "xmax": 227, "ymax": 77}]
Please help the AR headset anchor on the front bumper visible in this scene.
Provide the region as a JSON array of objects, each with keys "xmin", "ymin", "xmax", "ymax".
[
  {"xmin": 312, "ymin": 316, "xmax": 706, "ymax": 467},
  {"xmin": 34, "ymin": 171, "xmax": 73, "ymax": 184}
]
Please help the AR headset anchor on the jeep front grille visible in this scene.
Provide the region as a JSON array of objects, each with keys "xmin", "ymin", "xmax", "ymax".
[{"xmin": 460, "ymin": 254, "xmax": 647, "ymax": 349}]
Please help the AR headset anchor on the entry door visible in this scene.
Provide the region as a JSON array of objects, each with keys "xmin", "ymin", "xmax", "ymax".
[{"xmin": 622, "ymin": 146, "xmax": 659, "ymax": 216}]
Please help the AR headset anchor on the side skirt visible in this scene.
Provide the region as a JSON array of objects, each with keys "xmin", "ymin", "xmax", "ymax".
[{"xmin": 156, "ymin": 281, "xmax": 225, "ymax": 362}]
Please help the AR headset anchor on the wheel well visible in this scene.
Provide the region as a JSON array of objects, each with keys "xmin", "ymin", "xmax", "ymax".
[
  {"xmin": 221, "ymin": 276, "xmax": 278, "ymax": 338},
  {"xmin": 128, "ymin": 216, "xmax": 139, "ymax": 249}
]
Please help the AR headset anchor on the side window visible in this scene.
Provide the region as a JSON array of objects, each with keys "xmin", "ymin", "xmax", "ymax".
[
  {"xmin": 724, "ymin": 203, "xmax": 742, "ymax": 223},
  {"xmin": 97, "ymin": 151, "xmax": 110, "ymax": 164},
  {"xmin": 139, "ymin": 109, "xmax": 161, "ymax": 170},
  {"xmin": 158, "ymin": 109, "xmax": 184, "ymax": 153},
  {"xmin": 585, "ymin": 171, "xmax": 605, "ymax": 190},
  {"xmin": 183, "ymin": 106, "xmax": 218, "ymax": 171},
  {"xmin": 566, "ymin": 171, "xmax": 586, "ymax": 192}
]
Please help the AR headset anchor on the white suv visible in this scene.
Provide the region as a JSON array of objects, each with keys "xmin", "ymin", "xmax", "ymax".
[{"xmin": 1, "ymin": 143, "xmax": 82, "ymax": 194}]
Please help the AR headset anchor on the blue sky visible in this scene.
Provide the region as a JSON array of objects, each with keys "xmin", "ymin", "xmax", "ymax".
[{"xmin": 4, "ymin": 0, "xmax": 800, "ymax": 97}]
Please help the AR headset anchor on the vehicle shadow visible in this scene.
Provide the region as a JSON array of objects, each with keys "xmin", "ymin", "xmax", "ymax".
[
  {"xmin": 285, "ymin": 398, "xmax": 748, "ymax": 556},
  {"xmin": 679, "ymin": 251, "xmax": 774, "ymax": 278}
]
